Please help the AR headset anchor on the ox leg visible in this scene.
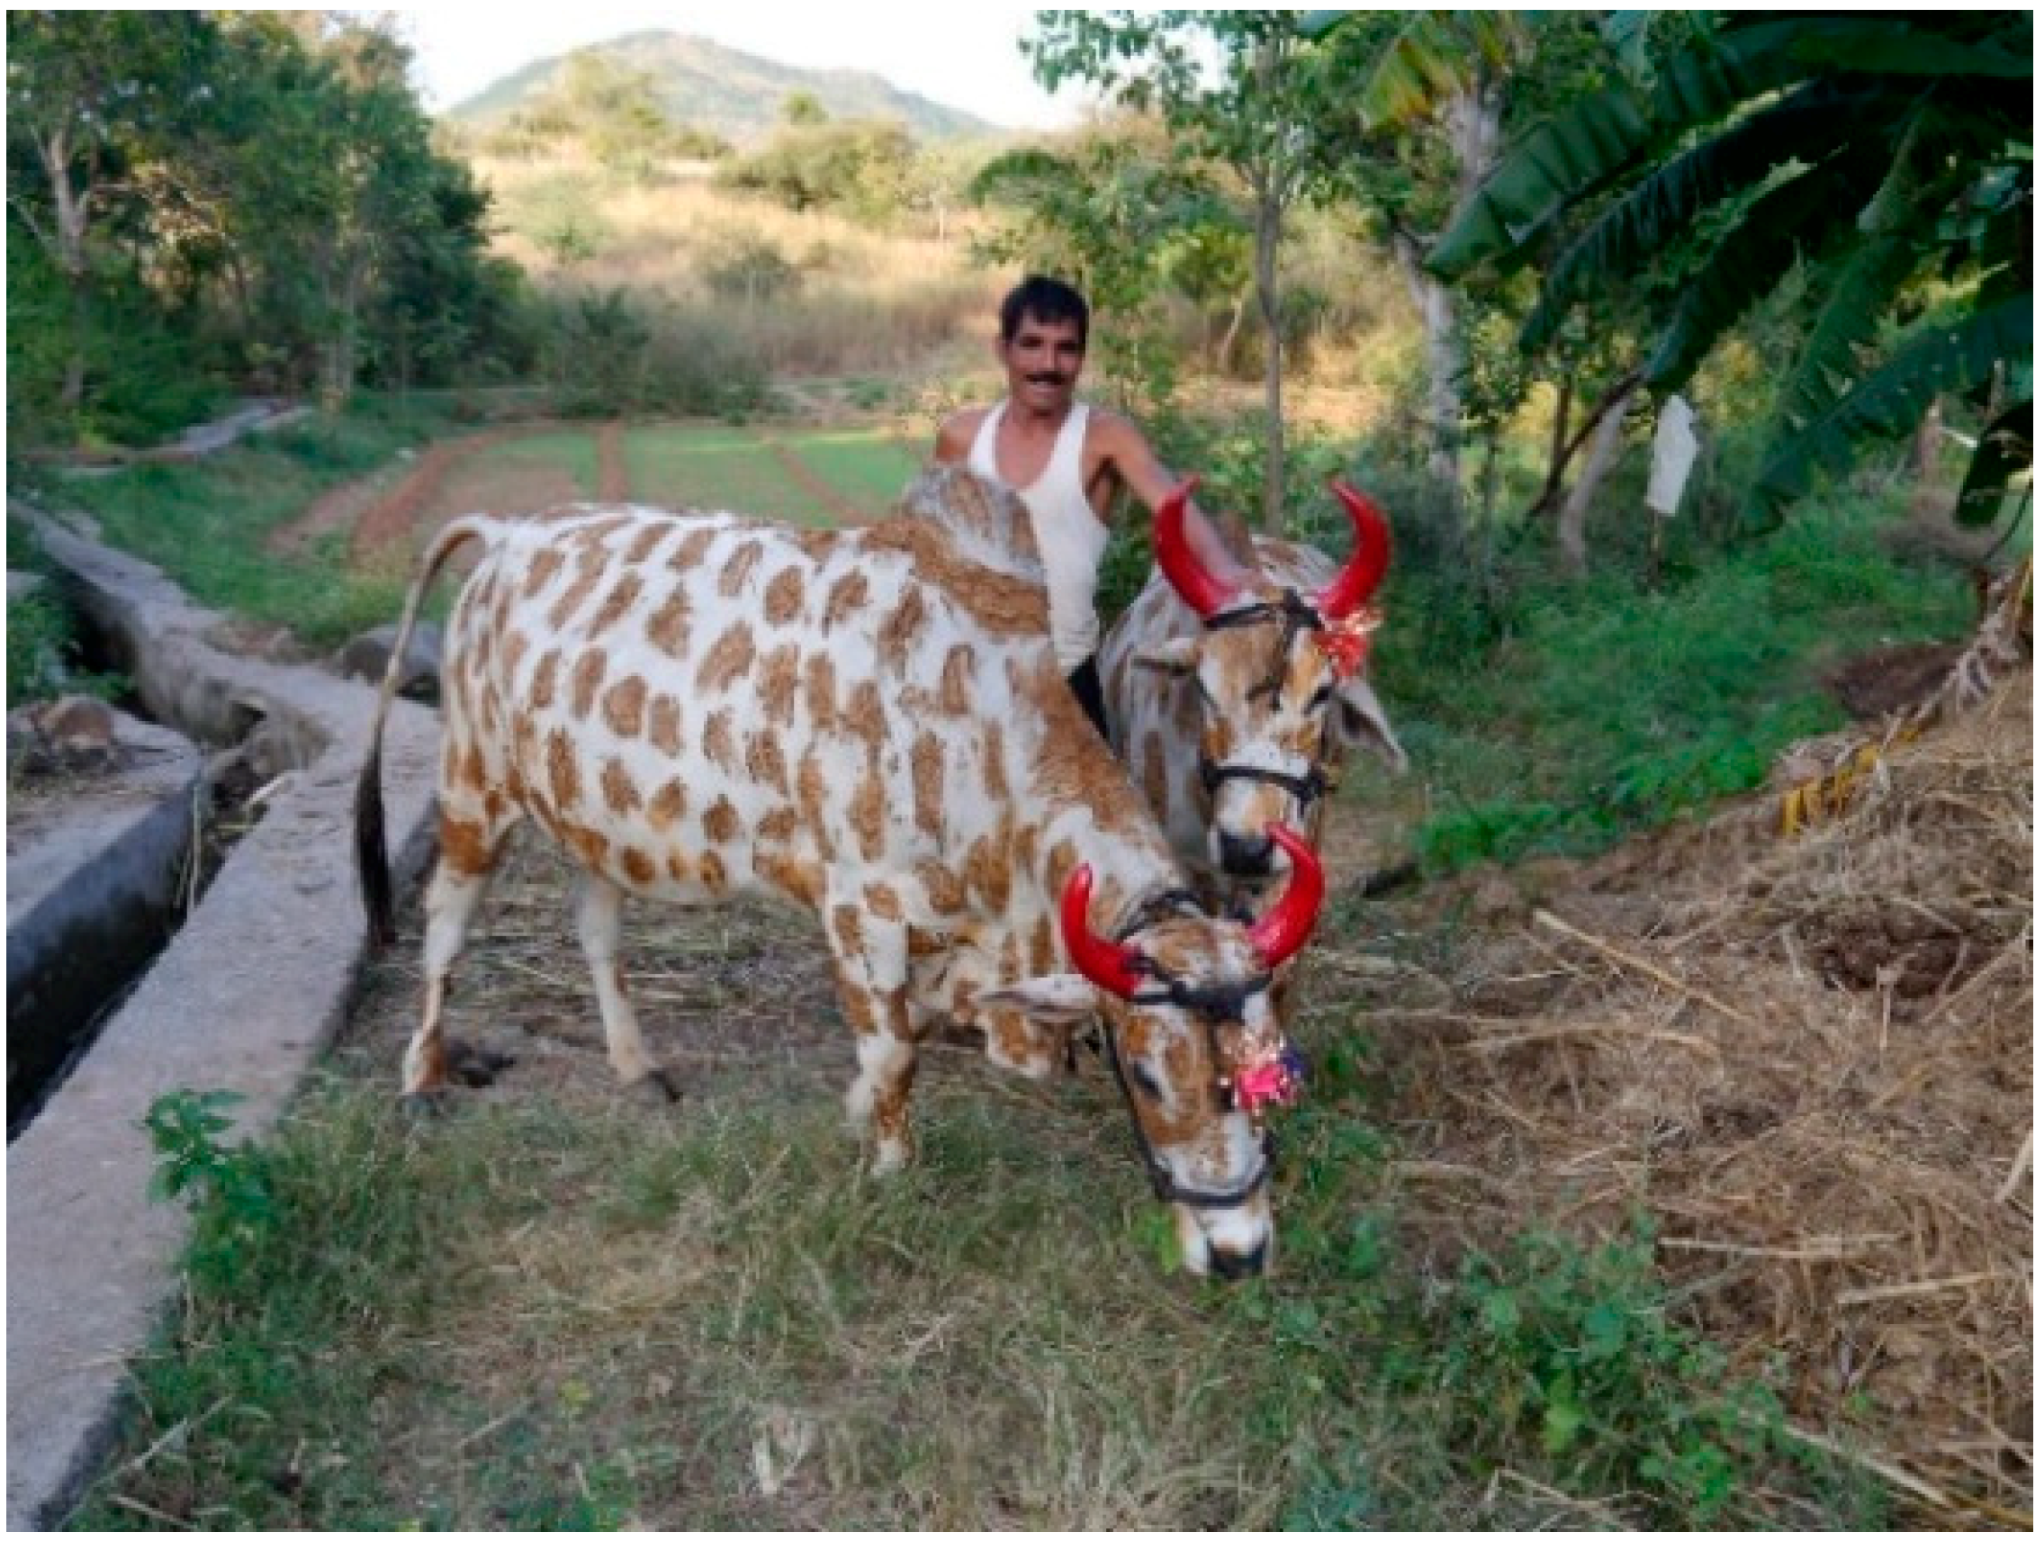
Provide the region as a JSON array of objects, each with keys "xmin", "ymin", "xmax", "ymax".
[
  {"xmin": 575, "ymin": 873, "xmax": 677, "ymax": 1103},
  {"xmin": 400, "ymin": 811, "xmax": 512, "ymax": 1103},
  {"xmin": 831, "ymin": 915, "xmax": 918, "ymax": 1175}
]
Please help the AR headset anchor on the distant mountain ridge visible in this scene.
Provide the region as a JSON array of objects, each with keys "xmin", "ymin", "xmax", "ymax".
[{"xmin": 447, "ymin": 30, "xmax": 999, "ymax": 144}]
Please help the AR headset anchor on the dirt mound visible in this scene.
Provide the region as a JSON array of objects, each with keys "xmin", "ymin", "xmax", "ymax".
[{"xmin": 1360, "ymin": 672, "xmax": 2032, "ymax": 1524}]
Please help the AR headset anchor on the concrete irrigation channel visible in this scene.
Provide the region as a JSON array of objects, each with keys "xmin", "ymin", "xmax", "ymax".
[{"xmin": 6, "ymin": 508, "xmax": 443, "ymax": 1529}]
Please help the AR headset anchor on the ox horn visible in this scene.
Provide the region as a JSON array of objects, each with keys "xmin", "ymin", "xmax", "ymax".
[
  {"xmin": 1060, "ymin": 863, "xmax": 1147, "ymax": 998},
  {"xmin": 1245, "ymin": 825, "xmax": 1325, "ymax": 968},
  {"xmin": 1316, "ymin": 480, "xmax": 1392, "ymax": 621},
  {"xmin": 1154, "ymin": 474, "xmax": 1241, "ymax": 619}
]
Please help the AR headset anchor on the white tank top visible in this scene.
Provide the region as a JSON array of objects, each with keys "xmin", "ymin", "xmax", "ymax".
[{"xmin": 967, "ymin": 401, "xmax": 1109, "ymax": 672}]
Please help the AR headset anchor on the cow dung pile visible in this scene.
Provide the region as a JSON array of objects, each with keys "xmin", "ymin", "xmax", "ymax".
[{"xmin": 1366, "ymin": 670, "xmax": 2031, "ymax": 1525}]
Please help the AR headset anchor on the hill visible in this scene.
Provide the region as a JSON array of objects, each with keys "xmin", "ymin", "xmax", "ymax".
[{"xmin": 446, "ymin": 30, "xmax": 999, "ymax": 144}]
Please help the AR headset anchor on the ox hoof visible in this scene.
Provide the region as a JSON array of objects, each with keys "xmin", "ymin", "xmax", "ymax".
[
  {"xmin": 625, "ymin": 1068, "xmax": 682, "ymax": 1106},
  {"xmin": 447, "ymin": 1041, "xmax": 514, "ymax": 1088}
]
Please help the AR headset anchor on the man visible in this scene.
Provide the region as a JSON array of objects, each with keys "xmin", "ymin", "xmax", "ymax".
[{"xmin": 933, "ymin": 274, "xmax": 1251, "ymax": 736}]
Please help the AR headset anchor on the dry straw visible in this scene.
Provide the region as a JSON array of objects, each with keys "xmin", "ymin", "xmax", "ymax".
[{"xmin": 1370, "ymin": 662, "xmax": 2031, "ymax": 1526}]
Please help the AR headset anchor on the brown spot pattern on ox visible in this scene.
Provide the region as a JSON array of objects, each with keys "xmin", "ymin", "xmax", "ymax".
[
  {"xmin": 570, "ymin": 650, "xmax": 607, "ymax": 719},
  {"xmin": 763, "ymin": 566, "xmax": 806, "ymax": 626},
  {"xmin": 910, "ymin": 731, "xmax": 945, "ymax": 840},
  {"xmin": 601, "ymin": 757, "xmax": 642, "ymax": 816},
  {"xmin": 522, "ymin": 547, "xmax": 566, "ymax": 597},
  {"xmin": 647, "ymin": 590, "xmax": 691, "ymax": 657},
  {"xmin": 440, "ymin": 814, "xmax": 494, "ymax": 876},
  {"xmin": 745, "ymin": 729, "xmax": 788, "ymax": 793},
  {"xmin": 602, "ymin": 675, "xmax": 647, "ymax": 739},
  {"xmin": 757, "ymin": 644, "xmax": 800, "ymax": 725},
  {"xmin": 938, "ymin": 644, "xmax": 975, "ymax": 714},
  {"xmin": 672, "ymin": 527, "xmax": 718, "ymax": 569},
  {"xmin": 718, "ymin": 540, "xmax": 764, "ymax": 597},
  {"xmin": 588, "ymin": 573, "xmax": 643, "ymax": 636},
  {"xmin": 702, "ymin": 796, "xmax": 741, "ymax": 844},
  {"xmin": 648, "ymin": 780, "xmax": 687, "ymax": 830},
  {"xmin": 696, "ymin": 621, "xmax": 755, "ymax": 693},
  {"xmin": 823, "ymin": 571, "xmax": 869, "ymax": 630},
  {"xmin": 649, "ymin": 694, "xmax": 683, "ymax": 757},
  {"xmin": 622, "ymin": 522, "xmax": 667, "ymax": 565},
  {"xmin": 879, "ymin": 585, "xmax": 929, "ymax": 665},
  {"xmin": 849, "ymin": 769, "xmax": 886, "ymax": 860},
  {"xmin": 546, "ymin": 727, "xmax": 582, "ymax": 809},
  {"xmin": 620, "ymin": 847, "xmax": 656, "ymax": 885},
  {"xmin": 702, "ymin": 709, "xmax": 738, "ymax": 773},
  {"xmin": 803, "ymin": 655, "xmax": 839, "ymax": 732},
  {"xmin": 531, "ymin": 650, "xmax": 562, "ymax": 711}
]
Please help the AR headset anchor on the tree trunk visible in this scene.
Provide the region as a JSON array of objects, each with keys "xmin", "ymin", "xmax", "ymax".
[
  {"xmin": 38, "ymin": 128, "xmax": 94, "ymax": 416},
  {"xmin": 1392, "ymin": 231, "xmax": 1464, "ymax": 544},
  {"xmin": 1216, "ymin": 293, "xmax": 1247, "ymax": 376},
  {"xmin": 1556, "ymin": 381, "xmax": 1640, "ymax": 576},
  {"xmin": 1253, "ymin": 33, "xmax": 1287, "ymax": 536},
  {"xmin": 1256, "ymin": 176, "xmax": 1284, "ymax": 535}
]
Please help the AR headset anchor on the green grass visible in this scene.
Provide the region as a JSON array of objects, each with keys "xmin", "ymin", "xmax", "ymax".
[
  {"xmin": 776, "ymin": 428, "xmax": 924, "ymax": 520},
  {"xmin": 31, "ymin": 401, "xmax": 460, "ymax": 653},
  {"xmin": 622, "ymin": 427, "xmax": 837, "ymax": 523},
  {"xmin": 68, "ymin": 1008, "xmax": 1880, "ymax": 1531},
  {"xmin": 467, "ymin": 429, "xmax": 602, "ymax": 497},
  {"xmin": 1367, "ymin": 492, "xmax": 1979, "ymax": 872}
]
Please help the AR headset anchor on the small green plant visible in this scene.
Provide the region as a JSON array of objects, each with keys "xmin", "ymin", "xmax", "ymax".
[
  {"xmin": 6, "ymin": 591, "xmax": 71, "ymax": 709},
  {"xmin": 140, "ymin": 1087, "xmax": 273, "ymax": 1234}
]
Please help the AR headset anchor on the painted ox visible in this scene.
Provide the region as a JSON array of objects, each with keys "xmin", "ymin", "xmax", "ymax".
[
  {"xmin": 1099, "ymin": 480, "xmax": 1406, "ymax": 888},
  {"xmin": 354, "ymin": 470, "xmax": 1326, "ymax": 1277}
]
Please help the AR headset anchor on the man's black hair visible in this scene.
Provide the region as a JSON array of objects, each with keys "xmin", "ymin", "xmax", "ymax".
[{"xmin": 999, "ymin": 274, "xmax": 1089, "ymax": 348}]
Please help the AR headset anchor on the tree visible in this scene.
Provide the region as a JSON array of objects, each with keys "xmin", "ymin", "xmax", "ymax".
[
  {"xmin": 1026, "ymin": 11, "xmax": 1346, "ymax": 532},
  {"xmin": 969, "ymin": 120, "xmax": 1230, "ymax": 415},
  {"xmin": 1431, "ymin": 12, "xmax": 2034, "ymax": 531},
  {"xmin": 6, "ymin": 12, "xmax": 221, "ymax": 418}
]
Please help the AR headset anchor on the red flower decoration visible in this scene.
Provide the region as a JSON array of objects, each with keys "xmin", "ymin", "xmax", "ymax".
[{"xmin": 1313, "ymin": 606, "xmax": 1382, "ymax": 680}]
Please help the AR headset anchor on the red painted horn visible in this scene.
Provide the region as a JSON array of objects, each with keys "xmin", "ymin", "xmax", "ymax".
[
  {"xmin": 1316, "ymin": 480, "xmax": 1391, "ymax": 621},
  {"xmin": 1153, "ymin": 474, "xmax": 1240, "ymax": 618},
  {"xmin": 1060, "ymin": 863, "xmax": 1147, "ymax": 998},
  {"xmin": 1245, "ymin": 825, "xmax": 1325, "ymax": 968}
]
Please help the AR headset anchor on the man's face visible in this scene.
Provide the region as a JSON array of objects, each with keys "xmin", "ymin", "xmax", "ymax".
[{"xmin": 998, "ymin": 313, "xmax": 1085, "ymax": 413}]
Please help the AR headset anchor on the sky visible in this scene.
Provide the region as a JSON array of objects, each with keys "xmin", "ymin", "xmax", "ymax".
[{"xmin": 383, "ymin": 4, "xmax": 1086, "ymax": 131}]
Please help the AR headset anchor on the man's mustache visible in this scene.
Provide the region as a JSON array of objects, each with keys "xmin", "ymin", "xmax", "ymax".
[{"xmin": 1026, "ymin": 372, "xmax": 1069, "ymax": 385}]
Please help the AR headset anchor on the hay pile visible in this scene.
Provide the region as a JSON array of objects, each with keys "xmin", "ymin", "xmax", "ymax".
[{"xmin": 1373, "ymin": 671, "xmax": 2032, "ymax": 1525}]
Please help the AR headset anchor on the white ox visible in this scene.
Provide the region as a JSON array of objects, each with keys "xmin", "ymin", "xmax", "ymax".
[
  {"xmin": 1099, "ymin": 479, "xmax": 1406, "ymax": 887},
  {"xmin": 354, "ymin": 470, "xmax": 1326, "ymax": 1277}
]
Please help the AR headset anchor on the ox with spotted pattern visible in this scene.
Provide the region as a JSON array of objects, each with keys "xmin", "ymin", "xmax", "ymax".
[
  {"xmin": 355, "ymin": 470, "xmax": 1327, "ymax": 1277},
  {"xmin": 1099, "ymin": 480, "xmax": 1406, "ymax": 889}
]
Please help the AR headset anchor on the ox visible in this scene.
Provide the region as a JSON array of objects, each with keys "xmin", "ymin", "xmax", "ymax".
[
  {"xmin": 1099, "ymin": 479, "xmax": 1406, "ymax": 888},
  {"xmin": 354, "ymin": 471, "xmax": 1325, "ymax": 1277}
]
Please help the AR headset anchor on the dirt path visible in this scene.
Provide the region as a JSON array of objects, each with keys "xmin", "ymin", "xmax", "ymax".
[
  {"xmin": 348, "ymin": 428, "xmax": 528, "ymax": 556},
  {"xmin": 749, "ymin": 426, "xmax": 875, "ymax": 526},
  {"xmin": 597, "ymin": 421, "xmax": 630, "ymax": 501}
]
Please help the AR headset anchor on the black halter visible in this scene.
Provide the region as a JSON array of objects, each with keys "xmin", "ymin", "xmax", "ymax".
[
  {"xmin": 1196, "ymin": 590, "xmax": 1337, "ymax": 810},
  {"xmin": 1088, "ymin": 889, "xmax": 1280, "ymax": 1210}
]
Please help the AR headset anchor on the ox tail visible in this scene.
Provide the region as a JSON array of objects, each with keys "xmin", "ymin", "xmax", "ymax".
[{"xmin": 355, "ymin": 516, "xmax": 495, "ymax": 950}]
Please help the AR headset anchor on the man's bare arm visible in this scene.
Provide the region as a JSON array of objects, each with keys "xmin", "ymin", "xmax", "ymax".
[
  {"xmin": 1099, "ymin": 414, "xmax": 1256, "ymax": 588},
  {"xmin": 932, "ymin": 410, "xmax": 980, "ymax": 465}
]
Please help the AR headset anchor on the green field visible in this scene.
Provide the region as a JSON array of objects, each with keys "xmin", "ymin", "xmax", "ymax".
[{"xmin": 623, "ymin": 424, "xmax": 924, "ymax": 523}]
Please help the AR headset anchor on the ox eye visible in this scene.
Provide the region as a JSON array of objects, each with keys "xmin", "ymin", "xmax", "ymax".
[
  {"xmin": 1129, "ymin": 1062, "xmax": 1165, "ymax": 1101},
  {"xmin": 1306, "ymin": 683, "xmax": 1334, "ymax": 713}
]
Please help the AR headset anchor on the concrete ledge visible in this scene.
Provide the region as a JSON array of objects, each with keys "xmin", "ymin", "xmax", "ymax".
[
  {"xmin": 7, "ymin": 514, "xmax": 442, "ymax": 1529},
  {"xmin": 7, "ymin": 713, "xmax": 207, "ymax": 1129}
]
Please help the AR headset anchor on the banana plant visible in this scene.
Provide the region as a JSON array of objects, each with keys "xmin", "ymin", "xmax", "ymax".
[{"xmin": 1428, "ymin": 12, "xmax": 2032, "ymax": 530}]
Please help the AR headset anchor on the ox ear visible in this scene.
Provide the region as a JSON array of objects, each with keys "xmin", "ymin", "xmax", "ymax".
[
  {"xmin": 975, "ymin": 974, "xmax": 1098, "ymax": 1025},
  {"xmin": 1135, "ymin": 637, "xmax": 1202, "ymax": 675},
  {"xmin": 1334, "ymin": 676, "xmax": 1408, "ymax": 770}
]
